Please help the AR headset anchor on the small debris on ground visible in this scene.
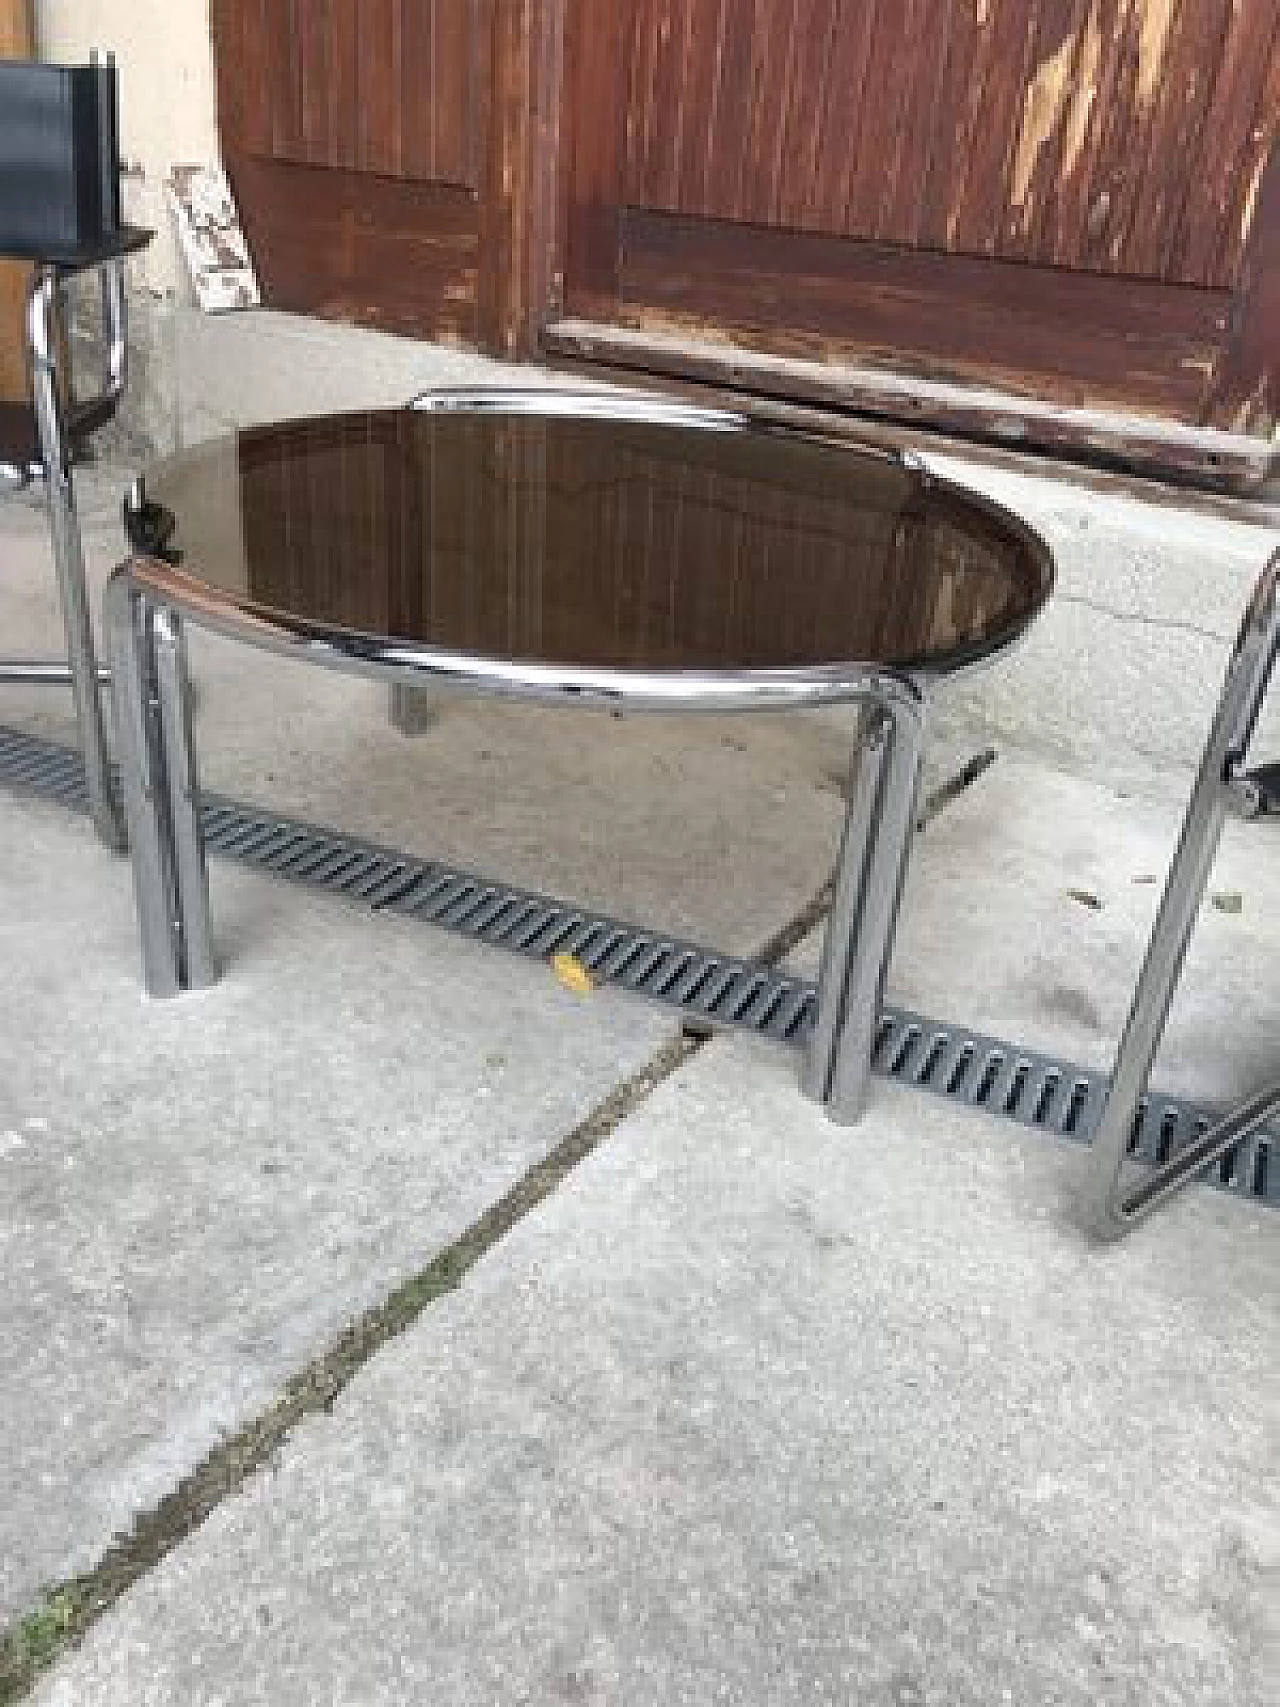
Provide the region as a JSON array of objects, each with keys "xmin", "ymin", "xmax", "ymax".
[
  {"xmin": 552, "ymin": 952, "xmax": 596, "ymax": 995},
  {"xmin": 1132, "ymin": 873, "xmax": 1158, "ymax": 886},
  {"xmin": 1211, "ymin": 890, "xmax": 1243, "ymax": 914},
  {"xmin": 1066, "ymin": 887, "xmax": 1103, "ymax": 910}
]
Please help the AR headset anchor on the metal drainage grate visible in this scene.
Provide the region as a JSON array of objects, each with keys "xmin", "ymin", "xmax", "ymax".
[{"xmin": 1, "ymin": 721, "xmax": 1273, "ymax": 1211}]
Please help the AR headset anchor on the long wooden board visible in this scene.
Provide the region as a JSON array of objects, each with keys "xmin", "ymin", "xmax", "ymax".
[{"xmin": 0, "ymin": 0, "xmax": 35, "ymax": 403}]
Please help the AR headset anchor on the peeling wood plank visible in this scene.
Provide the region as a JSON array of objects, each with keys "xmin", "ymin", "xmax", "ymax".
[
  {"xmin": 1139, "ymin": 0, "xmax": 1237, "ymax": 279},
  {"xmin": 562, "ymin": 0, "xmax": 1279, "ymax": 431},
  {"xmin": 871, "ymin": 0, "xmax": 939, "ymax": 242},
  {"xmin": 635, "ymin": 0, "xmax": 685, "ymax": 210},
  {"xmin": 700, "ymin": 0, "xmax": 754, "ymax": 216},
  {"xmin": 1028, "ymin": 0, "xmax": 1105, "ymax": 261},
  {"xmin": 400, "ymin": 0, "xmax": 481, "ymax": 189},
  {"xmin": 1053, "ymin": 0, "xmax": 1128, "ymax": 268},
  {"xmin": 1003, "ymin": 0, "xmax": 1091, "ymax": 258},
  {"xmin": 621, "ymin": 0, "xmax": 661, "ymax": 206},
  {"xmin": 1135, "ymin": 0, "xmax": 1179, "ymax": 107},
  {"xmin": 1206, "ymin": 137, "xmax": 1280, "ymax": 435},
  {"xmin": 211, "ymin": 0, "xmax": 537, "ymax": 349},
  {"xmin": 543, "ymin": 317, "xmax": 1279, "ymax": 496},
  {"xmin": 807, "ymin": 0, "xmax": 880, "ymax": 232},
  {"xmin": 1077, "ymin": 0, "xmax": 1145, "ymax": 273},
  {"xmin": 948, "ymin": 0, "xmax": 1039, "ymax": 255},
  {"xmin": 267, "ymin": 0, "xmax": 303, "ymax": 162},
  {"xmin": 845, "ymin": 0, "xmax": 916, "ymax": 238},
  {"xmin": 615, "ymin": 208, "xmax": 1231, "ymax": 415},
  {"xmin": 219, "ymin": 153, "xmax": 481, "ymax": 342},
  {"xmin": 1178, "ymin": 5, "xmax": 1280, "ymax": 287},
  {"xmin": 773, "ymin": 0, "xmax": 839, "ymax": 230},
  {"xmin": 885, "ymin": 0, "xmax": 956, "ymax": 246},
  {"xmin": 1111, "ymin": 0, "xmax": 1233, "ymax": 280},
  {"xmin": 357, "ymin": 0, "xmax": 404, "ymax": 178},
  {"xmin": 480, "ymin": 0, "xmax": 568, "ymax": 355},
  {"xmin": 563, "ymin": 0, "xmax": 637, "ymax": 317},
  {"xmin": 918, "ymin": 0, "xmax": 983, "ymax": 248},
  {"xmin": 1009, "ymin": 6, "xmax": 1077, "ymax": 217},
  {"xmin": 746, "ymin": 0, "xmax": 801, "ymax": 227},
  {"xmin": 677, "ymin": 0, "xmax": 730, "ymax": 214}
]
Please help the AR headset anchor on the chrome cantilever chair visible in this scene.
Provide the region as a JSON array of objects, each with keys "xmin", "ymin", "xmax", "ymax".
[
  {"xmin": 1086, "ymin": 546, "xmax": 1280, "ymax": 1238},
  {"xmin": 0, "ymin": 53, "xmax": 151, "ymax": 849}
]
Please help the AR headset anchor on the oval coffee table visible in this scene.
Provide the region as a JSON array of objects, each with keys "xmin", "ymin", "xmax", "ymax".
[{"xmin": 109, "ymin": 390, "xmax": 1053, "ymax": 1123}]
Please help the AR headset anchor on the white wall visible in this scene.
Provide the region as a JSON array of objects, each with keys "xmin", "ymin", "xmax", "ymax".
[{"xmin": 36, "ymin": 0, "xmax": 221, "ymax": 294}]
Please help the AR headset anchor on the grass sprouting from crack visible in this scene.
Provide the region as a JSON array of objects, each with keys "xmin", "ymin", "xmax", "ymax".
[
  {"xmin": 0, "ymin": 750, "xmax": 998, "ymax": 1700},
  {"xmin": 0, "ymin": 1032, "xmax": 701, "ymax": 1705}
]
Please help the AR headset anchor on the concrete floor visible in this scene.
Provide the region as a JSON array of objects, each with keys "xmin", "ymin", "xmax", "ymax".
[{"xmin": 1, "ymin": 342, "xmax": 1278, "ymax": 1704}]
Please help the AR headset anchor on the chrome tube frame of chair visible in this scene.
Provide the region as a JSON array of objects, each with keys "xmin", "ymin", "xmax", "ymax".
[
  {"xmin": 105, "ymin": 572, "xmax": 213, "ymax": 997},
  {"xmin": 0, "ymin": 257, "xmax": 130, "ymax": 848},
  {"xmin": 1085, "ymin": 547, "xmax": 1280, "ymax": 1239}
]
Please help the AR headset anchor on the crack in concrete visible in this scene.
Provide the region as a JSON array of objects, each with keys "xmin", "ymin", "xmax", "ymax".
[
  {"xmin": 0, "ymin": 1030, "xmax": 706, "ymax": 1705},
  {"xmin": 0, "ymin": 750, "xmax": 994, "ymax": 1702},
  {"xmin": 1057, "ymin": 591, "xmax": 1231, "ymax": 644}
]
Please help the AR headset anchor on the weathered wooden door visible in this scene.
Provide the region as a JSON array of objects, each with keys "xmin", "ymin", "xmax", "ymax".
[
  {"xmin": 559, "ymin": 0, "xmax": 1279, "ymax": 436},
  {"xmin": 210, "ymin": 0, "xmax": 558, "ymax": 353}
]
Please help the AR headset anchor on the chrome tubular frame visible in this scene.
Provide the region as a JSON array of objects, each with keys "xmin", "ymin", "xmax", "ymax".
[
  {"xmin": 1085, "ymin": 547, "xmax": 1280, "ymax": 1239},
  {"xmin": 107, "ymin": 584, "xmax": 928, "ymax": 1121},
  {"xmin": 0, "ymin": 256, "xmax": 130, "ymax": 848},
  {"xmin": 106, "ymin": 573, "xmax": 213, "ymax": 996},
  {"xmin": 802, "ymin": 687, "xmax": 927, "ymax": 1122},
  {"xmin": 109, "ymin": 388, "xmax": 1052, "ymax": 1125}
]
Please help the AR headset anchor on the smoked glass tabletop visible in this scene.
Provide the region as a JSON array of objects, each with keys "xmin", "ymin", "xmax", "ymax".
[{"xmin": 125, "ymin": 401, "xmax": 1053, "ymax": 680}]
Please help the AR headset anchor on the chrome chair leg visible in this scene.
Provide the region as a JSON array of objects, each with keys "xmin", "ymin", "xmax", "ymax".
[
  {"xmin": 107, "ymin": 573, "xmax": 216, "ymax": 997},
  {"xmin": 1085, "ymin": 548, "xmax": 1280, "ymax": 1239},
  {"xmin": 106, "ymin": 576, "xmax": 180, "ymax": 995},
  {"xmin": 803, "ymin": 680, "xmax": 927, "ymax": 1124},
  {"xmin": 29, "ymin": 269, "xmax": 124, "ymax": 849}
]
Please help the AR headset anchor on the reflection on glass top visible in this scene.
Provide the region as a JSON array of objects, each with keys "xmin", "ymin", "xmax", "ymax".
[{"xmin": 128, "ymin": 405, "xmax": 1053, "ymax": 676}]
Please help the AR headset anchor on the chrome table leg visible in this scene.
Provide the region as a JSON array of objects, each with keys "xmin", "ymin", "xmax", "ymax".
[
  {"xmin": 388, "ymin": 682, "xmax": 435, "ymax": 735},
  {"xmin": 803, "ymin": 680, "xmax": 926, "ymax": 1124},
  {"xmin": 1085, "ymin": 548, "xmax": 1280, "ymax": 1239},
  {"xmin": 152, "ymin": 606, "xmax": 215, "ymax": 990},
  {"xmin": 28, "ymin": 269, "xmax": 124, "ymax": 850}
]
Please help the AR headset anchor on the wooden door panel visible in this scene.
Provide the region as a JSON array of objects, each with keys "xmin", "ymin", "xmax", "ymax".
[
  {"xmin": 223, "ymin": 153, "xmax": 480, "ymax": 337},
  {"xmin": 616, "ymin": 209, "xmax": 1228, "ymax": 416},
  {"xmin": 212, "ymin": 0, "xmax": 496, "ymax": 343},
  {"xmin": 395, "ymin": 0, "xmax": 481, "ymax": 186},
  {"xmin": 564, "ymin": 0, "xmax": 1280, "ymax": 436},
  {"xmin": 616, "ymin": 0, "xmax": 1277, "ymax": 291},
  {"xmin": 214, "ymin": 0, "xmax": 558, "ymax": 351},
  {"xmin": 219, "ymin": 0, "xmax": 480, "ymax": 184}
]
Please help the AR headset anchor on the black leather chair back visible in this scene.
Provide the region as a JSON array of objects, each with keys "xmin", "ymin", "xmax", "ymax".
[{"xmin": 0, "ymin": 59, "xmax": 119, "ymax": 251}]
